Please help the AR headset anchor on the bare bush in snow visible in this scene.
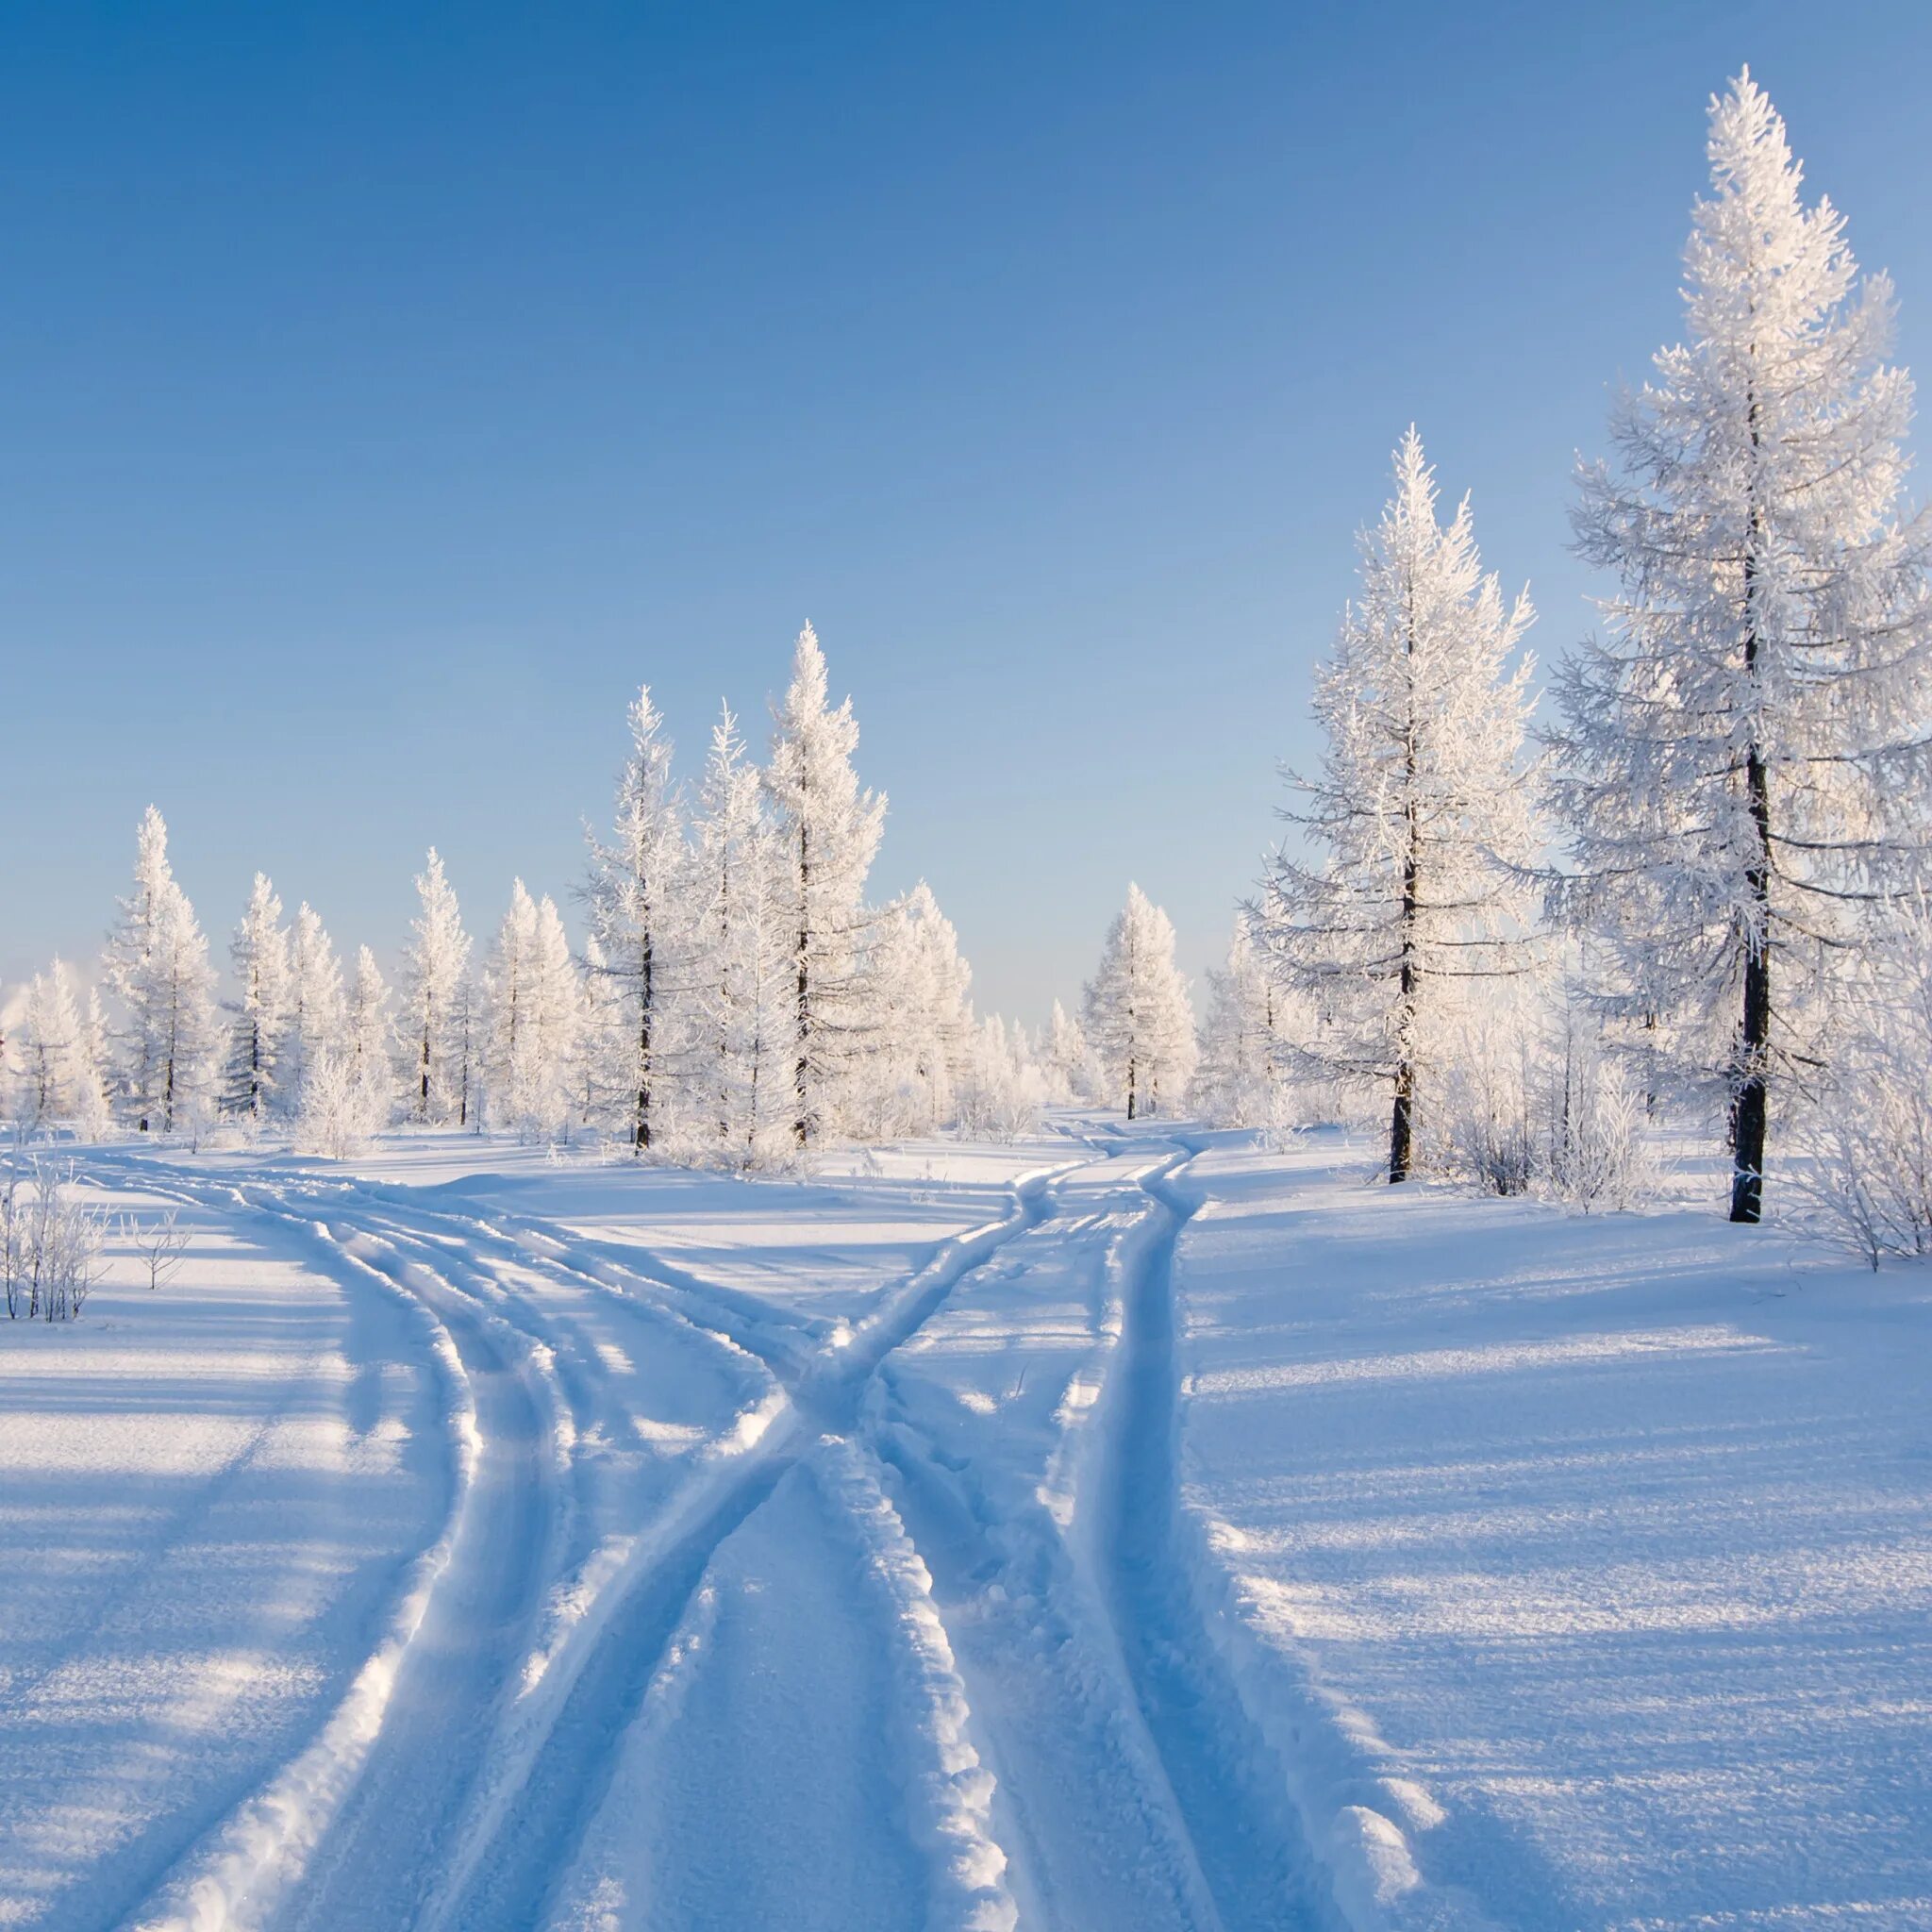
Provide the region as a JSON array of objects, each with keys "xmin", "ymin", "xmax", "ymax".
[
  {"xmin": 130, "ymin": 1208, "xmax": 191, "ymax": 1291},
  {"xmin": 2, "ymin": 1157, "xmax": 108, "ymax": 1320}
]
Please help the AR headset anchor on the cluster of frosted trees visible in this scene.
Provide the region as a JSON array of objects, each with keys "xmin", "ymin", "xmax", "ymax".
[
  {"xmin": 2, "ymin": 626, "xmax": 1050, "ymax": 1166},
  {"xmin": 1213, "ymin": 73, "xmax": 1932, "ymax": 1239}
]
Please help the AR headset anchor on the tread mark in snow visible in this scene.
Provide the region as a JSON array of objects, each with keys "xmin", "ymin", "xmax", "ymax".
[{"xmin": 1098, "ymin": 1152, "xmax": 1327, "ymax": 1932}]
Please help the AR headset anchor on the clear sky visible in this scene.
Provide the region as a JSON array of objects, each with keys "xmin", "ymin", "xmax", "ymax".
[{"xmin": 5, "ymin": 0, "xmax": 1931, "ymax": 1022}]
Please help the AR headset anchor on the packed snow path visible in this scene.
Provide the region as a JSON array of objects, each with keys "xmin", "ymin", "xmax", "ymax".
[
  {"xmin": 3, "ymin": 1129, "xmax": 1326, "ymax": 1932},
  {"xmin": 12, "ymin": 1125, "xmax": 1924, "ymax": 1929}
]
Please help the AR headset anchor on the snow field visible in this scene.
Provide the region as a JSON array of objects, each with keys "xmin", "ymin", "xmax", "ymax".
[
  {"xmin": 8, "ymin": 1120, "xmax": 1926, "ymax": 1931},
  {"xmin": 1168, "ymin": 1130, "xmax": 1932, "ymax": 1932}
]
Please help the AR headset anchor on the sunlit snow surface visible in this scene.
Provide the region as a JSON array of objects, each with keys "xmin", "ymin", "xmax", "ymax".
[{"xmin": 0, "ymin": 1120, "xmax": 1926, "ymax": 1931}]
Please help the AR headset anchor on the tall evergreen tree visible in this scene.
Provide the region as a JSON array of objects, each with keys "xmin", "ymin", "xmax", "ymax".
[
  {"xmin": 1195, "ymin": 918, "xmax": 1291, "ymax": 1130},
  {"xmin": 283, "ymin": 903, "xmax": 346, "ymax": 1115},
  {"xmin": 685, "ymin": 704, "xmax": 792, "ymax": 1160},
  {"xmin": 584, "ymin": 687, "xmax": 684, "ymax": 1152},
  {"xmin": 399, "ymin": 848, "xmax": 473, "ymax": 1125},
  {"xmin": 223, "ymin": 873, "xmax": 289, "ymax": 1124},
  {"xmin": 1042, "ymin": 998, "xmax": 1092, "ymax": 1105},
  {"xmin": 1083, "ymin": 885, "xmax": 1196, "ymax": 1120},
  {"xmin": 345, "ymin": 943, "xmax": 396, "ymax": 1129},
  {"xmin": 1556, "ymin": 73, "xmax": 1932, "ymax": 1223},
  {"xmin": 102, "ymin": 807, "xmax": 219, "ymax": 1135},
  {"xmin": 483, "ymin": 882, "xmax": 580, "ymax": 1141},
  {"xmin": 1257, "ymin": 430, "xmax": 1541, "ymax": 1181},
  {"xmin": 765, "ymin": 624, "xmax": 885, "ymax": 1146},
  {"xmin": 12, "ymin": 960, "xmax": 87, "ymax": 1130}
]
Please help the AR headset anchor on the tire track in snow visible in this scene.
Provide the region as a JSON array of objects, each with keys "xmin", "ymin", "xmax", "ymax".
[
  {"xmin": 1092, "ymin": 1144, "xmax": 1329, "ymax": 1932},
  {"xmin": 434, "ymin": 1167, "xmax": 1069, "ymax": 1932},
  {"xmin": 250, "ymin": 1214, "xmax": 560, "ymax": 1932},
  {"xmin": 120, "ymin": 1185, "xmax": 496, "ymax": 1932},
  {"xmin": 862, "ymin": 1170, "xmax": 1224, "ymax": 1932}
]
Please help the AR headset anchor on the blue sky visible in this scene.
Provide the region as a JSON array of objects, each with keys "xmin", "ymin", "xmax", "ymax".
[{"xmin": 5, "ymin": 1, "xmax": 1930, "ymax": 1020}]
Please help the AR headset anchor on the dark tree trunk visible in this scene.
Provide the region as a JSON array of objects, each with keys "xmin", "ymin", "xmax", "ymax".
[
  {"xmin": 635, "ymin": 939, "xmax": 654, "ymax": 1153},
  {"xmin": 1731, "ymin": 742, "xmax": 1773, "ymax": 1224},
  {"xmin": 1731, "ymin": 388, "xmax": 1771, "ymax": 1227},
  {"xmin": 1390, "ymin": 1064, "xmax": 1414, "ymax": 1184}
]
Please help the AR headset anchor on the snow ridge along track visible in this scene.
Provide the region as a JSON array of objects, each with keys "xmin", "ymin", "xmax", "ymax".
[{"xmin": 1091, "ymin": 1137, "xmax": 1329, "ymax": 1932}]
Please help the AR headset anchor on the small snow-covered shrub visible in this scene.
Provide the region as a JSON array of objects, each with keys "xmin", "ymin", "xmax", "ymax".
[
  {"xmin": 294, "ymin": 1049, "xmax": 390, "ymax": 1161},
  {"xmin": 1543, "ymin": 1008, "xmax": 1658, "ymax": 1212},
  {"xmin": 1437, "ymin": 991, "xmax": 1658, "ymax": 1209},
  {"xmin": 1440, "ymin": 1031, "xmax": 1540, "ymax": 1197},
  {"xmin": 1, "ymin": 1158, "xmax": 108, "ymax": 1320},
  {"xmin": 1790, "ymin": 907, "xmax": 1932, "ymax": 1267}
]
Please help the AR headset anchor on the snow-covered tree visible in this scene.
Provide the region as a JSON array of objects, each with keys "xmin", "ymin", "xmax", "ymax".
[
  {"xmin": 955, "ymin": 1014, "xmax": 1043, "ymax": 1140},
  {"xmin": 482, "ymin": 880, "xmax": 580, "ymax": 1141},
  {"xmin": 533, "ymin": 893, "xmax": 583, "ymax": 1135},
  {"xmin": 399, "ymin": 848, "xmax": 473, "ymax": 1125},
  {"xmin": 1556, "ymin": 73, "xmax": 1932, "ymax": 1224},
  {"xmin": 344, "ymin": 943, "xmax": 396, "ymax": 1132},
  {"xmin": 684, "ymin": 705, "xmax": 794, "ymax": 1163},
  {"xmin": 482, "ymin": 879, "xmax": 542, "ymax": 1135},
  {"xmin": 75, "ymin": 987, "xmax": 112, "ymax": 1140},
  {"xmin": 222, "ymin": 874, "xmax": 289, "ymax": 1124},
  {"xmin": 11, "ymin": 960, "xmax": 100, "ymax": 1133},
  {"xmin": 583, "ymin": 687, "xmax": 685, "ymax": 1152},
  {"xmin": 765, "ymin": 624, "xmax": 886, "ymax": 1146},
  {"xmin": 1083, "ymin": 885, "xmax": 1196, "ymax": 1120},
  {"xmin": 1257, "ymin": 429, "xmax": 1541, "ymax": 1181},
  {"xmin": 1194, "ymin": 919, "xmax": 1291, "ymax": 1129},
  {"xmin": 871, "ymin": 882, "xmax": 974, "ymax": 1135},
  {"xmin": 102, "ymin": 807, "xmax": 219, "ymax": 1135},
  {"xmin": 282, "ymin": 903, "xmax": 346, "ymax": 1115},
  {"xmin": 1041, "ymin": 998, "xmax": 1093, "ymax": 1105}
]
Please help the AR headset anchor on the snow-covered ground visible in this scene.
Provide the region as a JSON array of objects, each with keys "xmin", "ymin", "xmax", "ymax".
[{"xmin": 2, "ymin": 1119, "xmax": 1926, "ymax": 1930}]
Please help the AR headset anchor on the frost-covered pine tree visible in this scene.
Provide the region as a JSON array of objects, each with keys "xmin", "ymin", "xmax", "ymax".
[
  {"xmin": 12, "ymin": 960, "xmax": 90, "ymax": 1131},
  {"xmin": 1556, "ymin": 73, "xmax": 1932, "ymax": 1224},
  {"xmin": 282, "ymin": 903, "xmax": 346, "ymax": 1115},
  {"xmin": 685, "ymin": 705, "xmax": 793, "ymax": 1162},
  {"xmin": 345, "ymin": 943, "xmax": 396, "ymax": 1130},
  {"xmin": 583, "ymin": 687, "xmax": 685, "ymax": 1152},
  {"xmin": 1041, "ymin": 998, "xmax": 1092, "ymax": 1105},
  {"xmin": 872, "ymin": 882, "xmax": 974, "ymax": 1134},
  {"xmin": 482, "ymin": 881, "xmax": 579, "ymax": 1141},
  {"xmin": 103, "ymin": 806, "xmax": 220, "ymax": 1135},
  {"xmin": 222, "ymin": 874, "xmax": 290, "ymax": 1124},
  {"xmin": 399, "ymin": 848, "xmax": 473, "ymax": 1125},
  {"xmin": 955, "ymin": 1014, "xmax": 1043, "ymax": 1140},
  {"xmin": 765, "ymin": 624, "xmax": 886, "ymax": 1146},
  {"xmin": 1194, "ymin": 918, "xmax": 1291, "ymax": 1129},
  {"xmin": 482, "ymin": 879, "xmax": 542, "ymax": 1135},
  {"xmin": 1083, "ymin": 885, "xmax": 1196, "ymax": 1120},
  {"xmin": 1257, "ymin": 430, "xmax": 1541, "ymax": 1182},
  {"xmin": 533, "ymin": 893, "xmax": 583, "ymax": 1137},
  {"xmin": 75, "ymin": 985, "xmax": 112, "ymax": 1139}
]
